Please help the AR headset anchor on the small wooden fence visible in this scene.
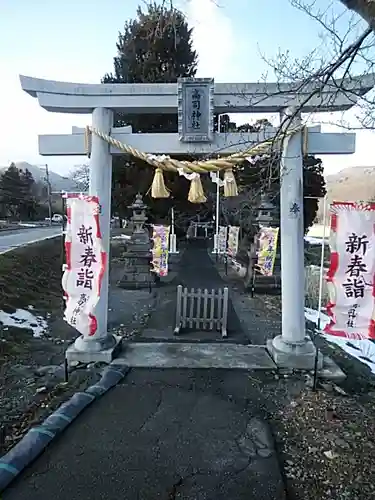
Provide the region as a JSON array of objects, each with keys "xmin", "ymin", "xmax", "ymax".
[{"xmin": 174, "ymin": 285, "xmax": 229, "ymax": 338}]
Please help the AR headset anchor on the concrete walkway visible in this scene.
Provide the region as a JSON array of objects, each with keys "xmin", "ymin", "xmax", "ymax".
[{"xmin": 3, "ymin": 369, "xmax": 287, "ymax": 500}]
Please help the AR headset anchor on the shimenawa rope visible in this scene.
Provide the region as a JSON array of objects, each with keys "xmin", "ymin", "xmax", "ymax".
[{"xmin": 84, "ymin": 125, "xmax": 303, "ymax": 203}]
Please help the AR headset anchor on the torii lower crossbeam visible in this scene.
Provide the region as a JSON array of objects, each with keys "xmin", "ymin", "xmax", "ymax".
[{"xmin": 38, "ymin": 126, "xmax": 355, "ymax": 157}]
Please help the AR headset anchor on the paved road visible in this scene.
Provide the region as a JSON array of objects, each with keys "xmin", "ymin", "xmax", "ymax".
[
  {"xmin": 0, "ymin": 226, "xmax": 62, "ymax": 254},
  {"xmin": 3, "ymin": 369, "xmax": 286, "ymax": 500}
]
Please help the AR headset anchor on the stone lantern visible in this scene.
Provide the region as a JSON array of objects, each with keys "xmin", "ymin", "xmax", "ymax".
[
  {"xmin": 255, "ymin": 193, "xmax": 279, "ymax": 227},
  {"xmin": 130, "ymin": 193, "xmax": 148, "ymax": 234},
  {"xmin": 117, "ymin": 194, "xmax": 156, "ymax": 290},
  {"xmin": 254, "ymin": 192, "xmax": 281, "ymax": 291}
]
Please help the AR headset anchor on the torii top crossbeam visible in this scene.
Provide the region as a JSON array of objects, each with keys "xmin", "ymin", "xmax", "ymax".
[{"xmin": 19, "ymin": 74, "xmax": 375, "ymax": 114}]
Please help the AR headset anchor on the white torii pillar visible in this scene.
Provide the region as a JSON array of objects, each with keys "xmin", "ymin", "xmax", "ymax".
[
  {"xmin": 267, "ymin": 108, "xmax": 319, "ymax": 369},
  {"xmin": 66, "ymin": 107, "xmax": 121, "ymax": 364}
]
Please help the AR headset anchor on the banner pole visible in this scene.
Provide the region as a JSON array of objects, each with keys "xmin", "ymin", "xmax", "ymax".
[
  {"xmin": 215, "ymin": 181, "xmax": 220, "ymax": 260},
  {"xmin": 61, "ymin": 192, "xmax": 67, "ymax": 311},
  {"xmin": 313, "ymin": 194, "xmax": 328, "ymax": 391},
  {"xmin": 317, "ymin": 195, "xmax": 328, "ymax": 332}
]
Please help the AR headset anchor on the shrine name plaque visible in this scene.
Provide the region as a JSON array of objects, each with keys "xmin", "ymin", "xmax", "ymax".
[{"xmin": 178, "ymin": 77, "xmax": 214, "ymax": 142}]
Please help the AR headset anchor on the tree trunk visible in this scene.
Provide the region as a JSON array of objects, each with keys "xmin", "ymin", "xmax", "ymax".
[
  {"xmin": 339, "ymin": 0, "xmax": 375, "ymax": 30},
  {"xmin": 243, "ymin": 242, "xmax": 257, "ymax": 289}
]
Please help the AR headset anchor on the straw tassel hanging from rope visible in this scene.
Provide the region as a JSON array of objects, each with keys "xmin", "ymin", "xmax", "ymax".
[
  {"xmin": 177, "ymin": 168, "xmax": 207, "ymax": 203},
  {"xmin": 150, "ymin": 167, "xmax": 170, "ymax": 199},
  {"xmin": 188, "ymin": 174, "xmax": 207, "ymax": 203},
  {"xmin": 223, "ymin": 168, "xmax": 238, "ymax": 197}
]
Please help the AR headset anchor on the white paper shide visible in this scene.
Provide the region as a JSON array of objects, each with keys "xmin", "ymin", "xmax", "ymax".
[{"xmin": 62, "ymin": 195, "xmax": 106, "ymax": 338}]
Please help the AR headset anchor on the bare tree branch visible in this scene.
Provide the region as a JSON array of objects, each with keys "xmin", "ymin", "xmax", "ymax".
[{"xmin": 70, "ymin": 164, "xmax": 89, "ymax": 192}]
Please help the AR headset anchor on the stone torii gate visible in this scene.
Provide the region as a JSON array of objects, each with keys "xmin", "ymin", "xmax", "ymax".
[{"xmin": 20, "ymin": 74, "xmax": 373, "ymax": 369}]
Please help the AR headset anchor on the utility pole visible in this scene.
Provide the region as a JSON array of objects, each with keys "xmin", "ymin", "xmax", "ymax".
[{"xmin": 44, "ymin": 164, "xmax": 53, "ymax": 226}]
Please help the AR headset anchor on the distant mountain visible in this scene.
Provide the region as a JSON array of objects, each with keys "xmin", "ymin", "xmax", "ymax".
[
  {"xmin": 0, "ymin": 162, "xmax": 78, "ymax": 192},
  {"xmin": 316, "ymin": 166, "xmax": 375, "ymax": 220},
  {"xmin": 326, "ymin": 166, "xmax": 375, "ymax": 202}
]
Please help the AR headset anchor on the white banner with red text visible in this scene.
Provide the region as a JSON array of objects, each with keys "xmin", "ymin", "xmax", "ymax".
[
  {"xmin": 325, "ymin": 202, "xmax": 375, "ymax": 339},
  {"xmin": 62, "ymin": 194, "xmax": 106, "ymax": 337},
  {"xmin": 151, "ymin": 225, "xmax": 170, "ymax": 277}
]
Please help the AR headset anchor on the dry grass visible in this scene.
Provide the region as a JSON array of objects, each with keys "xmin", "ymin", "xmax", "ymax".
[
  {"xmin": 305, "ymin": 264, "xmax": 329, "ymax": 310},
  {"xmin": 0, "ymin": 238, "xmax": 63, "ymax": 314},
  {"xmin": 304, "ymin": 242, "xmax": 331, "ymax": 310}
]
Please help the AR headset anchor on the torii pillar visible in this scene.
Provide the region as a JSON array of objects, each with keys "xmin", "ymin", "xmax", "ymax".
[
  {"xmin": 267, "ymin": 108, "xmax": 320, "ymax": 369},
  {"xmin": 69, "ymin": 107, "xmax": 122, "ymax": 362}
]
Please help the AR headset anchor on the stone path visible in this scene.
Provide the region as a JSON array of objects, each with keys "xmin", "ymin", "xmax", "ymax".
[
  {"xmin": 3, "ymin": 369, "xmax": 287, "ymax": 500},
  {"xmin": 142, "ymin": 240, "xmax": 249, "ymax": 343}
]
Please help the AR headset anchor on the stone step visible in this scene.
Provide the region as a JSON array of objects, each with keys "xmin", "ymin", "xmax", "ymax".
[
  {"xmin": 140, "ymin": 329, "xmax": 247, "ymax": 343},
  {"xmin": 114, "ymin": 342, "xmax": 277, "ymax": 369}
]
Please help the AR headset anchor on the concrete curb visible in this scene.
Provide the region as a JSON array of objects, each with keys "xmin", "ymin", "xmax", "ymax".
[
  {"xmin": 0, "ymin": 227, "xmax": 24, "ymax": 233},
  {"xmin": 0, "ymin": 364, "xmax": 130, "ymax": 493},
  {"xmin": 0, "ymin": 223, "xmax": 51, "ymax": 233}
]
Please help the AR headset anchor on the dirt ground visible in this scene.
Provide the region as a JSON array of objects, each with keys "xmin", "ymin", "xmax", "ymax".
[
  {"xmin": 275, "ymin": 382, "xmax": 375, "ymax": 499},
  {"xmin": 0, "ymin": 238, "xmax": 155, "ymax": 455}
]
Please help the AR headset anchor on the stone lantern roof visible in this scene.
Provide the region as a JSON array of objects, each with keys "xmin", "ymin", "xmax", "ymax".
[{"xmin": 128, "ymin": 193, "xmax": 147, "ymax": 211}]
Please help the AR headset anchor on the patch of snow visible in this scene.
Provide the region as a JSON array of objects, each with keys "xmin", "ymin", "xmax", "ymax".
[
  {"xmin": 227, "ymin": 257, "xmax": 246, "ymax": 278},
  {"xmin": 304, "ymin": 307, "xmax": 330, "ymax": 329},
  {"xmin": 304, "ymin": 236, "xmax": 328, "ymax": 245},
  {"xmin": 0, "ymin": 309, "xmax": 48, "ymax": 338},
  {"xmin": 18, "ymin": 223, "xmax": 39, "ymax": 228},
  {"xmin": 305, "ymin": 307, "xmax": 375, "ymax": 374},
  {"xmin": 112, "ymin": 234, "xmax": 131, "ymax": 240}
]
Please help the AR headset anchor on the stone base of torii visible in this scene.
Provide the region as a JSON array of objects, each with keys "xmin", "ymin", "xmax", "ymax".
[{"xmin": 19, "ymin": 74, "xmax": 370, "ymax": 371}]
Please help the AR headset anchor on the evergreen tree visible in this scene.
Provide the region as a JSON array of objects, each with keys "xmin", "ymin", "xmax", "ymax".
[
  {"xmin": 0, "ymin": 163, "xmax": 24, "ymax": 219},
  {"xmin": 235, "ymin": 148, "xmax": 326, "ymax": 234},
  {"xmin": 0, "ymin": 164, "xmax": 38, "ymax": 220},
  {"xmin": 103, "ymin": 2, "xmax": 197, "ymax": 133},
  {"xmin": 19, "ymin": 168, "xmax": 37, "ymax": 220},
  {"xmin": 103, "ymin": 2, "xmax": 198, "ymax": 221},
  {"xmin": 103, "ymin": 4, "xmax": 324, "ymax": 231}
]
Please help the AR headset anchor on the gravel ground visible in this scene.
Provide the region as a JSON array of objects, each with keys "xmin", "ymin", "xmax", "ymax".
[{"xmin": 275, "ymin": 383, "xmax": 375, "ymax": 499}]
